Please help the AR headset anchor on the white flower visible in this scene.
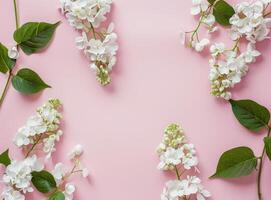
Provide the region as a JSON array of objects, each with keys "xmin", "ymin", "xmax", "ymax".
[
  {"xmin": 243, "ymin": 43, "xmax": 261, "ymax": 63},
  {"xmin": 14, "ymin": 99, "xmax": 62, "ymax": 152},
  {"xmin": 52, "ymin": 163, "xmax": 65, "ymax": 186},
  {"xmin": 197, "ymin": 185, "xmax": 211, "ymax": 200},
  {"xmin": 181, "ymin": 144, "xmax": 198, "ymax": 170},
  {"xmin": 82, "ymin": 168, "xmax": 90, "ymax": 178},
  {"xmin": 193, "ymin": 38, "xmax": 210, "ymax": 52},
  {"xmin": 69, "ymin": 144, "xmax": 84, "ymax": 159},
  {"xmin": 202, "ymin": 14, "xmax": 215, "ymax": 27},
  {"xmin": 161, "ymin": 180, "xmax": 183, "ymax": 200},
  {"xmin": 75, "ymin": 31, "xmax": 88, "ymax": 50},
  {"xmin": 158, "ymin": 147, "xmax": 184, "ymax": 170},
  {"xmin": 1, "ymin": 187, "xmax": 25, "ymax": 200},
  {"xmin": 43, "ymin": 130, "xmax": 63, "ymax": 160},
  {"xmin": 64, "ymin": 183, "xmax": 76, "ymax": 200},
  {"xmin": 191, "ymin": 0, "xmax": 208, "ymax": 15},
  {"xmin": 8, "ymin": 46, "xmax": 19, "ymax": 59},
  {"xmin": 210, "ymin": 43, "xmax": 225, "ymax": 56},
  {"xmin": 2, "ymin": 155, "xmax": 43, "ymax": 194}
]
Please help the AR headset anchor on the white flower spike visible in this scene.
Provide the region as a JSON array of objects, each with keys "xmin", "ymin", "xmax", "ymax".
[{"xmin": 157, "ymin": 124, "xmax": 210, "ymax": 200}]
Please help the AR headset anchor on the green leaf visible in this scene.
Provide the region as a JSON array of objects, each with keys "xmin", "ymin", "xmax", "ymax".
[
  {"xmin": 213, "ymin": 0, "xmax": 235, "ymax": 26},
  {"xmin": 264, "ymin": 137, "xmax": 271, "ymax": 161},
  {"xmin": 49, "ymin": 191, "xmax": 65, "ymax": 200},
  {"xmin": 0, "ymin": 43, "xmax": 16, "ymax": 73},
  {"xmin": 211, "ymin": 147, "xmax": 258, "ymax": 178},
  {"xmin": 31, "ymin": 170, "xmax": 57, "ymax": 193},
  {"xmin": 14, "ymin": 22, "xmax": 60, "ymax": 55},
  {"xmin": 230, "ymin": 99, "xmax": 270, "ymax": 132},
  {"xmin": 12, "ymin": 68, "xmax": 51, "ymax": 94},
  {"xmin": 208, "ymin": 0, "xmax": 216, "ymax": 5},
  {"xmin": 0, "ymin": 149, "xmax": 11, "ymax": 166}
]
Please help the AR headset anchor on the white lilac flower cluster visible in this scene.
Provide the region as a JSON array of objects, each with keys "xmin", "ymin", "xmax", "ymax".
[
  {"xmin": 157, "ymin": 124, "xmax": 210, "ymax": 200},
  {"xmin": 182, "ymin": 0, "xmax": 271, "ymax": 100},
  {"xmin": 2, "ymin": 155, "xmax": 43, "ymax": 200},
  {"xmin": 14, "ymin": 99, "xmax": 63, "ymax": 160},
  {"xmin": 60, "ymin": 0, "xmax": 118, "ymax": 86},
  {"xmin": 1, "ymin": 99, "xmax": 89, "ymax": 200}
]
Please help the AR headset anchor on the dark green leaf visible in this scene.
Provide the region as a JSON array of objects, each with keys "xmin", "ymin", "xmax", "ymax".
[
  {"xmin": 213, "ymin": 0, "xmax": 235, "ymax": 26},
  {"xmin": 14, "ymin": 22, "xmax": 60, "ymax": 55},
  {"xmin": 31, "ymin": 170, "xmax": 57, "ymax": 193},
  {"xmin": 264, "ymin": 137, "xmax": 271, "ymax": 161},
  {"xmin": 12, "ymin": 68, "xmax": 51, "ymax": 94},
  {"xmin": 49, "ymin": 191, "xmax": 65, "ymax": 200},
  {"xmin": 0, "ymin": 43, "xmax": 16, "ymax": 73},
  {"xmin": 0, "ymin": 149, "xmax": 11, "ymax": 166},
  {"xmin": 230, "ymin": 99, "xmax": 270, "ymax": 132},
  {"xmin": 211, "ymin": 147, "xmax": 257, "ymax": 178}
]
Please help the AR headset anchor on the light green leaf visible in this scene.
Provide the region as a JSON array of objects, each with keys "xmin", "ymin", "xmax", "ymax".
[
  {"xmin": 0, "ymin": 43, "xmax": 16, "ymax": 73},
  {"xmin": 211, "ymin": 146, "xmax": 258, "ymax": 178},
  {"xmin": 0, "ymin": 149, "xmax": 11, "ymax": 166},
  {"xmin": 12, "ymin": 68, "xmax": 51, "ymax": 94},
  {"xmin": 213, "ymin": 0, "xmax": 235, "ymax": 26},
  {"xmin": 14, "ymin": 22, "xmax": 60, "ymax": 55},
  {"xmin": 264, "ymin": 137, "xmax": 271, "ymax": 161},
  {"xmin": 31, "ymin": 170, "xmax": 57, "ymax": 193},
  {"xmin": 49, "ymin": 191, "xmax": 65, "ymax": 200},
  {"xmin": 230, "ymin": 99, "xmax": 270, "ymax": 132}
]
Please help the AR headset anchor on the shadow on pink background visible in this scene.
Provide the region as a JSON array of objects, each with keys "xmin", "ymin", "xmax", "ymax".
[{"xmin": 1, "ymin": 0, "xmax": 271, "ymax": 199}]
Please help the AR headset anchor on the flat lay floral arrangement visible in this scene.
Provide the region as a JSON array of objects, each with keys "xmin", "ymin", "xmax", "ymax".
[{"xmin": 0, "ymin": 0, "xmax": 271, "ymax": 199}]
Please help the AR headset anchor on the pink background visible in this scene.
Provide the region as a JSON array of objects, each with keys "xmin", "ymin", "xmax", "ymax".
[{"xmin": 1, "ymin": 0, "xmax": 271, "ymax": 199}]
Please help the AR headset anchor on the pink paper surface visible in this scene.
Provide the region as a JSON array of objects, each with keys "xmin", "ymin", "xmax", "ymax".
[{"xmin": 1, "ymin": 0, "xmax": 271, "ymax": 199}]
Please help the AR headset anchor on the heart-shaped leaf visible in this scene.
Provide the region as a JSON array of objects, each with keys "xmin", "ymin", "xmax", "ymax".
[
  {"xmin": 211, "ymin": 146, "xmax": 257, "ymax": 178},
  {"xmin": 49, "ymin": 191, "xmax": 65, "ymax": 200},
  {"xmin": 14, "ymin": 22, "xmax": 60, "ymax": 55},
  {"xmin": 31, "ymin": 170, "xmax": 57, "ymax": 193},
  {"xmin": 0, "ymin": 149, "xmax": 11, "ymax": 166},
  {"xmin": 213, "ymin": 0, "xmax": 235, "ymax": 26},
  {"xmin": 230, "ymin": 99, "xmax": 270, "ymax": 132},
  {"xmin": 12, "ymin": 68, "xmax": 51, "ymax": 94},
  {"xmin": 0, "ymin": 43, "xmax": 15, "ymax": 73},
  {"xmin": 264, "ymin": 137, "xmax": 271, "ymax": 161}
]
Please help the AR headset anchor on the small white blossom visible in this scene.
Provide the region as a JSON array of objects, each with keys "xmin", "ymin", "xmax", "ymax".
[
  {"xmin": 158, "ymin": 147, "xmax": 184, "ymax": 170},
  {"xmin": 210, "ymin": 43, "xmax": 225, "ymax": 57},
  {"xmin": 192, "ymin": 38, "xmax": 210, "ymax": 52},
  {"xmin": 69, "ymin": 144, "xmax": 84, "ymax": 159},
  {"xmin": 191, "ymin": 0, "xmax": 208, "ymax": 15},
  {"xmin": 82, "ymin": 168, "xmax": 90, "ymax": 178},
  {"xmin": 64, "ymin": 183, "xmax": 76, "ymax": 200},
  {"xmin": 8, "ymin": 46, "xmax": 19, "ymax": 59}
]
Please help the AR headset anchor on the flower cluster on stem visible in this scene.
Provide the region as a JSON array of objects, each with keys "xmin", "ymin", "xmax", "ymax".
[
  {"xmin": 157, "ymin": 124, "xmax": 211, "ymax": 200},
  {"xmin": 60, "ymin": 0, "xmax": 118, "ymax": 86},
  {"xmin": 0, "ymin": 99, "xmax": 89, "ymax": 200},
  {"xmin": 182, "ymin": 0, "xmax": 271, "ymax": 100}
]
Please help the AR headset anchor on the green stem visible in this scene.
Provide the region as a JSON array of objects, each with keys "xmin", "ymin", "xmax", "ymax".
[
  {"xmin": 13, "ymin": 0, "xmax": 19, "ymax": 29},
  {"xmin": 0, "ymin": 71, "xmax": 13, "ymax": 108},
  {"xmin": 0, "ymin": 0, "xmax": 19, "ymax": 108},
  {"xmin": 257, "ymin": 127, "xmax": 271, "ymax": 200}
]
